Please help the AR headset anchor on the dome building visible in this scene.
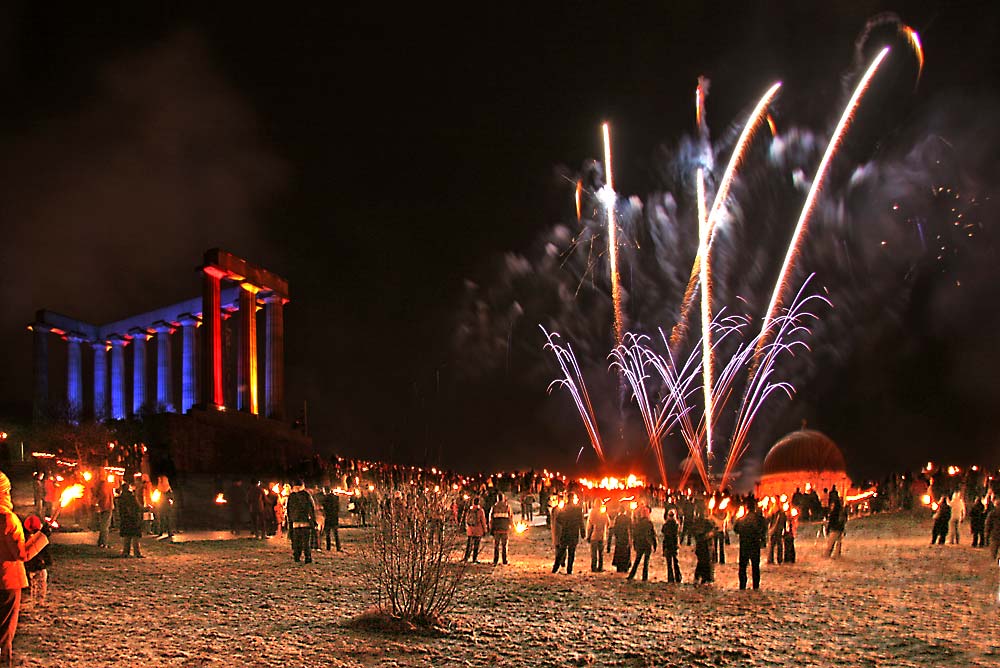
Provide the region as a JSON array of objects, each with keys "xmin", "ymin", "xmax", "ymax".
[{"xmin": 755, "ymin": 429, "xmax": 851, "ymax": 500}]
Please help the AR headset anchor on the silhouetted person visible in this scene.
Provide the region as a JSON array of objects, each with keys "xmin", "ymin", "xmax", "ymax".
[{"xmin": 734, "ymin": 499, "xmax": 766, "ymax": 590}]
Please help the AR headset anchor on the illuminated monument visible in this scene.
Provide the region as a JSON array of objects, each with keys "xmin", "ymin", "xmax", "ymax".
[{"xmin": 28, "ymin": 249, "xmax": 309, "ymax": 476}]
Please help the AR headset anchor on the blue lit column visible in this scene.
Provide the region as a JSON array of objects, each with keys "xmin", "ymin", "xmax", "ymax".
[
  {"xmin": 153, "ymin": 321, "xmax": 175, "ymax": 412},
  {"xmin": 130, "ymin": 328, "xmax": 149, "ymax": 415},
  {"xmin": 110, "ymin": 336, "xmax": 127, "ymax": 420},
  {"xmin": 177, "ymin": 314, "xmax": 199, "ymax": 413},
  {"xmin": 66, "ymin": 333, "xmax": 84, "ymax": 422},
  {"xmin": 263, "ymin": 293, "xmax": 285, "ymax": 421},
  {"xmin": 92, "ymin": 341, "xmax": 108, "ymax": 421}
]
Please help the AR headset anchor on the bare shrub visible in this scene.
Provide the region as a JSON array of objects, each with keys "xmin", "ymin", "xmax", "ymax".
[{"xmin": 359, "ymin": 488, "xmax": 473, "ymax": 629}]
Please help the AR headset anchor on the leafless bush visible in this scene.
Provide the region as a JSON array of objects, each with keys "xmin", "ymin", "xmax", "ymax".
[{"xmin": 359, "ymin": 488, "xmax": 473, "ymax": 628}]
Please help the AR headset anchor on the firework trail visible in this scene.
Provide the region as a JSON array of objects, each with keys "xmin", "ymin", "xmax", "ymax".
[
  {"xmin": 542, "ymin": 327, "xmax": 606, "ymax": 462},
  {"xmin": 902, "ymin": 25, "xmax": 923, "ymax": 86},
  {"xmin": 575, "ymin": 179, "xmax": 583, "ymax": 222},
  {"xmin": 601, "ymin": 122, "xmax": 623, "ymax": 345},
  {"xmin": 721, "ymin": 277, "xmax": 831, "ymax": 487},
  {"xmin": 671, "ymin": 82, "xmax": 783, "ymax": 351},
  {"xmin": 696, "ymin": 168, "xmax": 714, "ymax": 460},
  {"xmin": 757, "ymin": 48, "xmax": 889, "ymax": 358}
]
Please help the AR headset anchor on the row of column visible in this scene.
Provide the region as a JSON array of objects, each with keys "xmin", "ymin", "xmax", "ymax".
[
  {"xmin": 201, "ymin": 266, "xmax": 285, "ymax": 421},
  {"xmin": 33, "ymin": 285, "xmax": 284, "ymax": 422}
]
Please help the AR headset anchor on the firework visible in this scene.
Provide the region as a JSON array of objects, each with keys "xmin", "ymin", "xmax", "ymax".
[
  {"xmin": 901, "ymin": 25, "xmax": 923, "ymax": 86},
  {"xmin": 542, "ymin": 328, "xmax": 606, "ymax": 462},
  {"xmin": 602, "ymin": 122, "xmax": 623, "ymax": 344},
  {"xmin": 697, "ymin": 168, "xmax": 714, "ymax": 459},
  {"xmin": 757, "ymin": 48, "xmax": 888, "ymax": 357}
]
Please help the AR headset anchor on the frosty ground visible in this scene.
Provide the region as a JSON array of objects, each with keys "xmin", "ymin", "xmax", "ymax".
[{"xmin": 16, "ymin": 511, "xmax": 1000, "ymax": 667}]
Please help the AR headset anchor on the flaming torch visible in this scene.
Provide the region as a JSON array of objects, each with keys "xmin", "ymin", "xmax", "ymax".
[
  {"xmin": 215, "ymin": 493, "xmax": 227, "ymax": 504},
  {"xmin": 514, "ymin": 521, "xmax": 528, "ymax": 535},
  {"xmin": 48, "ymin": 483, "xmax": 86, "ymax": 523}
]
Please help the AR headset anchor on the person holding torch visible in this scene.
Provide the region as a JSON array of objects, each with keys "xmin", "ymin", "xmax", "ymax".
[{"xmin": 0, "ymin": 472, "xmax": 47, "ymax": 667}]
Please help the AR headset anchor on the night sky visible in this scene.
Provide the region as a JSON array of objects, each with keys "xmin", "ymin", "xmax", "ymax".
[{"xmin": 1, "ymin": 2, "xmax": 998, "ymax": 480}]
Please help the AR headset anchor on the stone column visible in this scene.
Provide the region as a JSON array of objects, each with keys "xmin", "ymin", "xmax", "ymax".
[
  {"xmin": 92, "ymin": 341, "xmax": 108, "ymax": 421},
  {"xmin": 177, "ymin": 314, "xmax": 199, "ymax": 414},
  {"xmin": 263, "ymin": 293, "xmax": 285, "ymax": 421},
  {"xmin": 152, "ymin": 321, "xmax": 175, "ymax": 412},
  {"xmin": 31, "ymin": 324, "xmax": 50, "ymax": 421},
  {"xmin": 66, "ymin": 333, "xmax": 84, "ymax": 422},
  {"xmin": 201, "ymin": 266, "xmax": 226, "ymax": 410},
  {"xmin": 130, "ymin": 328, "xmax": 149, "ymax": 416},
  {"xmin": 237, "ymin": 283, "xmax": 260, "ymax": 415},
  {"xmin": 110, "ymin": 337, "xmax": 128, "ymax": 420}
]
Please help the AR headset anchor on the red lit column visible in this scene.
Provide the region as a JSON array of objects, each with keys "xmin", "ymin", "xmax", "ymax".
[
  {"xmin": 263, "ymin": 293, "xmax": 285, "ymax": 421},
  {"xmin": 237, "ymin": 283, "xmax": 260, "ymax": 415},
  {"xmin": 201, "ymin": 266, "xmax": 227, "ymax": 410}
]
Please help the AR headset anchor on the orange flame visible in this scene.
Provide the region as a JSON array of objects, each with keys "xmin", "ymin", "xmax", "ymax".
[
  {"xmin": 59, "ymin": 484, "xmax": 85, "ymax": 509},
  {"xmin": 215, "ymin": 493, "xmax": 227, "ymax": 504}
]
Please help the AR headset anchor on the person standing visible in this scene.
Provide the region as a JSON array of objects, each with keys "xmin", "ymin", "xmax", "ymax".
[
  {"xmin": 22, "ymin": 516, "xmax": 51, "ymax": 607},
  {"xmin": 734, "ymin": 499, "xmax": 766, "ymax": 590},
  {"xmin": 462, "ymin": 497, "xmax": 488, "ymax": 563},
  {"xmin": 94, "ymin": 476, "xmax": 115, "ymax": 549},
  {"xmin": 609, "ymin": 507, "xmax": 633, "ymax": 573},
  {"xmin": 661, "ymin": 509, "xmax": 681, "ymax": 583},
  {"xmin": 321, "ymin": 489, "xmax": 342, "ymax": 552},
  {"xmin": 969, "ymin": 497, "xmax": 986, "ymax": 548},
  {"xmin": 247, "ymin": 482, "xmax": 267, "ymax": 540},
  {"xmin": 587, "ymin": 503, "xmax": 610, "ymax": 572},
  {"xmin": 0, "ymin": 473, "xmax": 30, "ymax": 667},
  {"xmin": 931, "ymin": 496, "xmax": 951, "ymax": 546},
  {"xmin": 489, "ymin": 493, "xmax": 513, "ymax": 565},
  {"xmin": 693, "ymin": 516, "xmax": 716, "ymax": 584},
  {"xmin": 826, "ymin": 495, "xmax": 848, "ymax": 558},
  {"xmin": 948, "ymin": 491, "xmax": 965, "ymax": 545},
  {"xmin": 520, "ymin": 492, "xmax": 534, "ymax": 522},
  {"xmin": 983, "ymin": 498, "xmax": 1000, "ymax": 561},
  {"xmin": 286, "ymin": 480, "xmax": 316, "ymax": 564},
  {"xmin": 627, "ymin": 505, "xmax": 657, "ymax": 581},
  {"xmin": 552, "ymin": 495, "xmax": 585, "ymax": 574},
  {"xmin": 767, "ymin": 504, "xmax": 787, "ymax": 565},
  {"xmin": 116, "ymin": 482, "xmax": 143, "ymax": 558}
]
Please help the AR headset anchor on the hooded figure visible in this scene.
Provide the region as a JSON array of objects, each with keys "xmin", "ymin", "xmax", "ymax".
[{"xmin": 0, "ymin": 472, "xmax": 28, "ymax": 666}]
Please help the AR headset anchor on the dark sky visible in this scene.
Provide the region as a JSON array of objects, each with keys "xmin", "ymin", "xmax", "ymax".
[{"xmin": 1, "ymin": 1, "xmax": 998, "ymax": 480}]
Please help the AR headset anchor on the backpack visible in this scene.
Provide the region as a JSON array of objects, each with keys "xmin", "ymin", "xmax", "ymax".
[{"xmin": 465, "ymin": 508, "xmax": 479, "ymax": 526}]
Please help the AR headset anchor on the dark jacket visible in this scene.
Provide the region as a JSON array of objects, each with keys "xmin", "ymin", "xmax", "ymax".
[
  {"xmin": 734, "ymin": 509, "xmax": 767, "ymax": 549},
  {"xmin": 556, "ymin": 504, "xmax": 586, "ymax": 546},
  {"xmin": 286, "ymin": 489, "xmax": 316, "ymax": 526},
  {"xmin": 632, "ymin": 516, "xmax": 657, "ymax": 552},
  {"xmin": 116, "ymin": 488, "xmax": 143, "ymax": 538},
  {"xmin": 25, "ymin": 523, "xmax": 52, "ymax": 572},
  {"xmin": 827, "ymin": 501, "xmax": 848, "ymax": 532},
  {"xmin": 661, "ymin": 517, "xmax": 679, "ymax": 554},
  {"xmin": 321, "ymin": 492, "xmax": 340, "ymax": 526}
]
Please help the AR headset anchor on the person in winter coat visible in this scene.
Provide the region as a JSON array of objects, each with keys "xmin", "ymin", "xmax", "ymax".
[
  {"xmin": 552, "ymin": 496, "xmax": 586, "ymax": 574},
  {"xmin": 609, "ymin": 508, "xmax": 633, "ymax": 573},
  {"xmin": 693, "ymin": 516, "xmax": 716, "ymax": 584},
  {"xmin": 94, "ymin": 477, "xmax": 115, "ymax": 548},
  {"xmin": 321, "ymin": 489, "xmax": 341, "ymax": 552},
  {"xmin": 969, "ymin": 497, "xmax": 987, "ymax": 548},
  {"xmin": 462, "ymin": 497, "xmax": 488, "ymax": 563},
  {"xmin": 587, "ymin": 503, "xmax": 610, "ymax": 572},
  {"xmin": 22, "ymin": 516, "xmax": 51, "ymax": 607},
  {"xmin": 948, "ymin": 491, "xmax": 966, "ymax": 545},
  {"xmin": 931, "ymin": 496, "xmax": 951, "ymax": 546},
  {"xmin": 490, "ymin": 493, "xmax": 513, "ymax": 565},
  {"xmin": 116, "ymin": 482, "xmax": 144, "ymax": 558},
  {"xmin": 734, "ymin": 498, "xmax": 767, "ymax": 590},
  {"xmin": 826, "ymin": 496, "xmax": 848, "ymax": 558},
  {"xmin": 984, "ymin": 500, "xmax": 1000, "ymax": 561},
  {"xmin": 768, "ymin": 505, "xmax": 787, "ymax": 565},
  {"xmin": 286, "ymin": 480, "xmax": 316, "ymax": 563},
  {"xmin": 0, "ymin": 472, "xmax": 28, "ymax": 667},
  {"xmin": 661, "ymin": 509, "xmax": 681, "ymax": 583},
  {"xmin": 627, "ymin": 505, "xmax": 657, "ymax": 581}
]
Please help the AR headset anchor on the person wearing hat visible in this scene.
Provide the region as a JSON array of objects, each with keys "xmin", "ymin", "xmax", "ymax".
[
  {"xmin": 23, "ymin": 516, "xmax": 52, "ymax": 607},
  {"xmin": 0, "ymin": 472, "xmax": 28, "ymax": 667}
]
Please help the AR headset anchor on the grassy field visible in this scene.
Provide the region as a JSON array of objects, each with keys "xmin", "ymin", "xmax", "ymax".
[{"xmin": 15, "ymin": 510, "xmax": 1000, "ymax": 667}]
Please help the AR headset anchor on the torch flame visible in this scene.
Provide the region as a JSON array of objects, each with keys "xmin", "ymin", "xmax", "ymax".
[
  {"xmin": 736, "ymin": 506, "xmax": 746, "ymax": 519},
  {"xmin": 514, "ymin": 521, "xmax": 528, "ymax": 534},
  {"xmin": 215, "ymin": 493, "xmax": 227, "ymax": 504},
  {"xmin": 151, "ymin": 489, "xmax": 161, "ymax": 504},
  {"xmin": 59, "ymin": 484, "xmax": 85, "ymax": 509}
]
